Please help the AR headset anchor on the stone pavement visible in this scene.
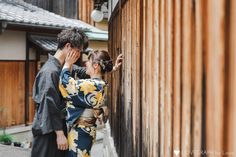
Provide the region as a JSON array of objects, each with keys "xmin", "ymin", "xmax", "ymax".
[{"xmin": 0, "ymin": 129, "xmax": 105, "ymax": 157}]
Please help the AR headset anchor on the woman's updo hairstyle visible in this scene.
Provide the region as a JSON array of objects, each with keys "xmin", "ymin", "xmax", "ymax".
[{"xmin": 88, "ymin": 50, "xmax": 113, "ymax": 74}]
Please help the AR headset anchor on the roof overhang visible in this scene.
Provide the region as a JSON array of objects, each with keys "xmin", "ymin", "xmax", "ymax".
[
  {"xmin": 0, "ymin": 20, "xmax": 108, "ymax": 41},
  {"xmin": 28, "ymin": 34, "xmax": 57, "ymax": 52},
  {"xmin": 28, "ymin": 34, "xmax": 94, "ymax": 54}
]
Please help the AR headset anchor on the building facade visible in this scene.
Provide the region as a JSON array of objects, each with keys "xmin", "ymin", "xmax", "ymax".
[{"xmin": 0, "ymin": 0, "xmax": 108, "ymax": 127}]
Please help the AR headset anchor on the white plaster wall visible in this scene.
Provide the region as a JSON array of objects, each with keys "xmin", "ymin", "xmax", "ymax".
[{"xmin": 0, "ymin": 30, "xmax": 26, "ymax": 60}]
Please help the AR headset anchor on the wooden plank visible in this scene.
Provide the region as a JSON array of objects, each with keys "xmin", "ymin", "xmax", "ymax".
[
  {"xmin": 18, "ymin": 62, "xmax": 25, "ymax": 125},
  {"xmin": 159, "ymin": 0, "xmax": 166, "ymax": 156},
  {"xmin": 135, "ymin": 0, "xmax": 141, "ymax": 156},
  {"xmin": 85, "ymin": 0, "xmax": 88, "ymax": 23},
  {"xmin": 11, "ymin": 63, "xmax": 17, "ymax": 125},
  {"xmin": 139, "ymin": 0, "xmax": 145, "ymax": 156},
  {"xmin": 125, "ymin": 1, "xmax": 132, "ymax": 156},
  {"xmin": 78, "ymin": 0, "xmax": 82, "ymax": 20},
  {"xmin": 120, "ymin": 2, "xmax": 127, "ymax": 156},
  {"xmin": 153, "ymin": 0, "xmax": 160, "ymax": 156},
  {"xmin": 82, "ymin": 0, "xmax": 87, "ymax": 23},
  {"xmin": 181, "ymin": 0, "xmax": 192, "ymax": 156},
  {"xmin": 146, "ymin": 0, "xmax": 153, "ymax": 156},
  {"xmin": 141, "ymin": 0, "xmax": 149, "ymax": 156},
  {"xmin": 90, "ymin": 0, "xmax": 94, "ymax": 24},
  {"xmin": 164, "ymin": 0, "xmax": 173, "ymax": 157},
  {"xmin": 231, "ymin": 0, "xmax": 236, "ymax": 154},
  {"xmin": 131, "ymin": 0, "xmax": 137, "ymax": 155},
  {"xmin": 192, "ymin": 0, "xmax": 203, "ymax": 156},
  {"xmin": 28, "ymin": 62, "xmax": 36, "ymax": 123},
  {"xmin": 173, "ymin": 0, "xmax": 181, "ymax": 156},
  {"xmin": 227, "ymin": 0, "xmax": 236, "ymax": 154},
  {"xmin": 206, "ymin": 0, "xmax": 225, "ymax": 156}
]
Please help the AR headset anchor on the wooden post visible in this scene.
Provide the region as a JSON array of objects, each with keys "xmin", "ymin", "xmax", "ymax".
[
  {"xmin": 181, "ymin": 0, "xmax": 192, "ymax": 156},
  {"xmin": 173, "ymin": 0, "xmax": 181, "ymax": 156},
  {"xmin": 140, "ymin": 0, "xmax": 147, "ymax": 156},
  {"xmin": 228, "ymin": 0, "xmax": 236, "ymax": 155},
  {"xmin": 159, "ymin": 0, "xmax": 166, "ymax": 156},
  {"xmin": 164, "ymin": 0, "xmax": 173, "ymax": 156},
  {"xmin": 192, "ymin": 0, "xmax": 203, "ymax": 156},
  {"xmin": 153, "ymin": 0, "xmax": 160, "ymax": 156},
  {"xmin": 206, "ymin": 0, "xmax": 225, "ymax": 156}
]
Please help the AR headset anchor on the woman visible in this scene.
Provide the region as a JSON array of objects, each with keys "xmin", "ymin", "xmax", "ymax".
[{"xmin": 59, "ymin": 50, "xmax": 113, "ymax": 157}]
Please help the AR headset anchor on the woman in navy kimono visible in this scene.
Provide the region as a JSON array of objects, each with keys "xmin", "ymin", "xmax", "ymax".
[{"xmin": 59, "ymin": 50, "xmax": 113, "ymax": 157}]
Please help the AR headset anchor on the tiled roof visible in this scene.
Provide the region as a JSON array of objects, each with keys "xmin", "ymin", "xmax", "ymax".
[
  {"xmin": 0, "ymin": 0, "xmax": 108, "ymax": 41},
  {"xmin": 29, "ymin": 35, "xmax": 94, "ymax": 53},
  {"xmin": 29, "ymin": 35, "xmax": 57, "ymax": 52}
]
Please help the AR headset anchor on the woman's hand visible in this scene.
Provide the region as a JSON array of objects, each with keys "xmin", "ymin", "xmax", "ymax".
[
  {"xmin": 64, "ymin": 51, "xmax": 80, "ymax": 69},
  {"xmin": 113, "ymin": 53, "xmax": 123, "ymax": 72}
]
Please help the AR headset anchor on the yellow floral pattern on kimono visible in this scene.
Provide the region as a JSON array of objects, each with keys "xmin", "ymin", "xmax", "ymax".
[
  {"xmin": 59, "ymin": 68, "xmax": 107, "ymax": 157},
  {"xmin": 67, "ymin": 127, "xmax": 78, "ymax": 152},
  {"xmin": 79, "ymin": 80, "xmax": 97, "ymax": 95}
]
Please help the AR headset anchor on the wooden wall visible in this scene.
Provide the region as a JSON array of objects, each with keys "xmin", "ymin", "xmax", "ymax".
[
  {"xmin": 0, "ymin": 61, "xmax": 36, "ymax": 127},
  {"xmin": 108, "ymin": 0, "xmax": 236, "ymax": 157},
  {"xmin": 77, "ymin": 0, "xmax": 94, "ymax": 25},
  {"xmin": 0, "ymin": 62, "xmax": 25, "ymax": 127},
  {"xmin": 24, "ymin": 0, "xmax": 96, "ymax": 25},
  {"xmin": 24, "ymin": 0, "xmax": 78, "ymax": 19}
]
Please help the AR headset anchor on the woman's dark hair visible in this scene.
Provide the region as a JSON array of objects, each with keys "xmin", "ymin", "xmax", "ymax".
[
  {"xmin": 57, "ymin": 27, "xmax": 88, "ymax": 50},
  {"xmin": 88, "ymin": 50, "xmax": 113, "ymax": 74}
]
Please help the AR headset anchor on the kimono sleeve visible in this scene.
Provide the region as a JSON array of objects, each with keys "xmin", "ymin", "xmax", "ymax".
[
  {"xmin": 33, "ymin": 71, "xmax": 64, "ymax": 133},
  {"xmin": 59, "ymin": 68, "xmax": 102, "ymax": 108},
  {"xmin": 72, "ymin": 65, "xmax": 90, "ymax": 79},
  {"xmin": 46, "ymin": 72, "xmax": 64, "ymax": 131}
]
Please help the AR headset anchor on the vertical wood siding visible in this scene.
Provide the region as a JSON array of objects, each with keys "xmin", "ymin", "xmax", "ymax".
[
  {"xmin": 108, "ymin": 0, "xmax": 236, "ymax": 156},
  {"xmin": 78, "ymin": 0, "xmax": 94, "ymax": 25},
  {"xmin": 0, "ymin": 61, "xmax": 36, "ymax": 127},
  {"xmin": 0, "ymin": 62, "xmax": 25, "ymax": 127}
]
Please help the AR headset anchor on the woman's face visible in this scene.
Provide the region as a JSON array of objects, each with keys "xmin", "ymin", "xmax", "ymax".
[{"xmin": 85, "ymin": 58, "xmax": 95, "ymax": 76}]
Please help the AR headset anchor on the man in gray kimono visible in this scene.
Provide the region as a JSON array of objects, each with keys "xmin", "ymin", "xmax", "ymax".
[{"xmin": 31, "ymin": 28, "xmax": 123, "ymax": 157}]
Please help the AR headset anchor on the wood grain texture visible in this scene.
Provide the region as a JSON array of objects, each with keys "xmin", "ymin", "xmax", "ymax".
[
  {"xmin": 173, "ymin": 0, "xmax": 181, "ymax": 156},
  {"xmin": 192, "ymin": 0, "xmax": 203, "ymax": 156},
  {"xmin": 108, "ymin": 0, "xmax": 235, "ymax": 156},
  {"xmin": 206, "ymin": 0, "xmax": 225, "ymax": 156},
  {"xmin": 78, "ymin": 0, "xmax": 94, "ymax": 25},
  {"xmin": 0, "ymin": 62, "xmax": 25, "ymax": 127}
]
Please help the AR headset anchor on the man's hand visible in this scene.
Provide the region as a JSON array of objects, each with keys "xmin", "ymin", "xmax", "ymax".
[
  {"xmin": 113, "ymin": 54, "xmax": 123, "ymax": 72},
  {"xmin": 55, "ymin": 130, "xmax": 68, "ymax": 150}
]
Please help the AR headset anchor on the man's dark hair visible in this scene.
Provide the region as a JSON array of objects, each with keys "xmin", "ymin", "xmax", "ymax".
[{"xmin": 57, "ymin": 27, "xmax": 89, "ymax": 50}]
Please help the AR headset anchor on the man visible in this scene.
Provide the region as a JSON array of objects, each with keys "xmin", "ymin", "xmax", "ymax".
[{"xmin": 31, "ymin": 28, "xmax": 123, "ymax": 157}]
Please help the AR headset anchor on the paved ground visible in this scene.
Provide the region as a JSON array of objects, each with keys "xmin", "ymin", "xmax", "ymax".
[{"xmin": 0, "ymin": 129, "xmax": 105, "ymax": 157}]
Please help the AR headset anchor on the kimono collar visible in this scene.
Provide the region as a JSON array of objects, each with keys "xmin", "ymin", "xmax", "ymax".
[{"xmin": 48, "ymin": 54, "xmax": 62, "ymax": 69}]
